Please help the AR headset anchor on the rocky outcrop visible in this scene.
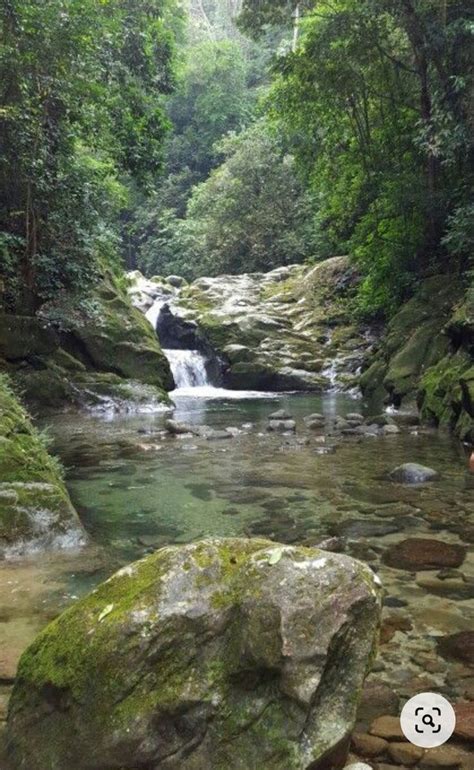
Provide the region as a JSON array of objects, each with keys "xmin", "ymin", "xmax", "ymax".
[
  {"xmin": 360, "ymin": 275, "xmax": 473, "ymax": 442},
  {"xmin": 0, "ymin": 374, "xmax": 85, "ymax": 556},
  {"xmin": 7, "ymin": 538, "xmax": 381, "ymax": 770},
  {"xmin": 1, "ymin": 271, "xmax": 173, "ymax": 410},
  {"xmin": 128, "ymin": 257, "xmax": 374, "ymax": 393}
]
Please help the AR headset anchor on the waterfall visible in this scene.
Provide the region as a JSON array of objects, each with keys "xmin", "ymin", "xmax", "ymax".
[
  {"xmin": 145, "ymin": 298, "xmax": 168, "ymax": 331},
  {"xmin": 164, "ymin": 349, "xmax": 211, "ymax": 389}
]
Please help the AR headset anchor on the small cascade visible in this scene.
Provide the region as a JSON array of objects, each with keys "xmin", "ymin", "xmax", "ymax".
[
  {"xmin": 145, "ymin": 298, "xmax": 168, "ymax": 331},
  {"xmin": 164, "ymin": 349, "xmax": 211, "ymax": 389}
]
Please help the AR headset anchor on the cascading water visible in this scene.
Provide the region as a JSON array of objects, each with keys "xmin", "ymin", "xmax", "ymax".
[
  {"xmin": 164, "ymin": 349, "xmax": 211, "ymax": 389},
  {"xmin": 145, "ymin": 294, "xmax": 276, "ymax": 399}
]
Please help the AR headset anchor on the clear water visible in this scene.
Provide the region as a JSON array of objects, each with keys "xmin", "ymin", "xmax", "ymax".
[{"xmin": 1, "ymin": 391, "xmax": 473, "ymax": 739}]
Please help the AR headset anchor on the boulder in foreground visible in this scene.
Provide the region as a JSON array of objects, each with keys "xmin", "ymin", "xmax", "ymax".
[{"xmin": 7, "ymin": 538, "xmax": 382, "ymax": 770}]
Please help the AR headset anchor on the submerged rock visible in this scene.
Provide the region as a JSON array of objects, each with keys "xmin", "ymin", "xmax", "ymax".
[
  {"xmin": 7, "ymin": 538, "xmax": 382, "ymax": 770},
  {"xmin": 269, "ymin": 409, "xmax": 293, "ymax": 420},
  {"xmin": 268, "ymin": 418, "xmax": 296, "ymax": 432},
  {"xmin": 383, "ymin": 538, "xmax": 466, "ymax": 571},
  {"xmin": 389, "ymin": 463, "xmax": 439, "ymax": 483},
  {"xmin": 165, "ymin": 418, "xmax": 194, "ymax": 435}
]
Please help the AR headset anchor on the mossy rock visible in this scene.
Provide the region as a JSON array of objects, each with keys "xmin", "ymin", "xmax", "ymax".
[
  {"xmin": 0, "ymin": 315, "xmax": 59, "ymax": 361},
  {"xmin": 60, "ymin": 274, "xmax": 174, "ymax": 391},
  {"xmin": 0, "ymin": 481, "xmax": 84, "ymax": 555},
  {"xmin": 419, "ymin": 352, "xmax": 474, "ymax": 442},
  {"xmin": 383, "ymin": 320, "xmax": 449, "ymax": 401},
  {"xmin": 7, "ymin": 538, "xmax": 381, "ymax": 770},
  {"xmin": 0, "ymin": 374, "xmax": 85, "ymax": 555}
]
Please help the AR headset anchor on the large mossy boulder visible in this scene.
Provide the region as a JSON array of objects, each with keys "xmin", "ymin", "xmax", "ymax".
[
  {"xmin": 7, "ymin": 538, "xmax": 381, "ymax": 770},
  {"xmin": 2, "ymin": 270, "xmax": 174, "ymax": 410},
  {"xmin": 0, "ymin": 374, "xmax": 85, "ymax": 555},
  {"xmin": 49, "ymin": 273, "xmax": 174, "ymax": 391},
  {"xmin": 360, "ymin": 275, "xmax": 474, "ymax": 442}
]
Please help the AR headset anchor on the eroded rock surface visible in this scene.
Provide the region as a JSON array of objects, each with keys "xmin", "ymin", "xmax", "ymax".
[
  {"xmin": 7, "ymin": 538, "xmax": 381, "ymax": 770},
  {"xmin": 128, "ymin": 257, "xmax": 374, "ymax": 393}
]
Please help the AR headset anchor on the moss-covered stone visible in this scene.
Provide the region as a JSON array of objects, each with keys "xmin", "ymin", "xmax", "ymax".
[
  {"xmin": 360, "ymin": 274, "xmax": 473, "ymax": 443},
  {"xmin": 1, "ymin": 270, "xmax": 173, "ymax": 410},
  {"xmin": 7, "ymin": 538, "xmax": 381, "ymax": 770},
  {"xmin": 0, "ymin": 374, "xmax": 85, "ymax": 555}
]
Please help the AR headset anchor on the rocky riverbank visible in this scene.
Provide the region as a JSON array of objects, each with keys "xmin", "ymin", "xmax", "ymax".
[
  {"xmin": 128, "ymin": 256, "xmax": 374, "ymax": 393},
  {"xmin": 360, "ymin": 276, "xmax": 473, "ymax": 444},
  {"xmin": 128, "ymin": 260, "xmax": 473, "ymax": 444},
  {"xmin": 0, "ymin": 270, "xmax": 173, "ymax": 412},
  {"xmin": 0, "ymin": 374, "xmax": 85, "ymax": 557}
]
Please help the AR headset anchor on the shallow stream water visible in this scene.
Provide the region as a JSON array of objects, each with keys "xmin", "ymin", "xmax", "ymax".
[{"xmin": 1, "ymin": 390, "xmax": 473, "ymax": 755}]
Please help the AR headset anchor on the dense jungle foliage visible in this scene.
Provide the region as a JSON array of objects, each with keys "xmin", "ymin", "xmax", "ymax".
[{"xmin": 0, "ymin": 0, "xmax": 473, "ymax": 318}]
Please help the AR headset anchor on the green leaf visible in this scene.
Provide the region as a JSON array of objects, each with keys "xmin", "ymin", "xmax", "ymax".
[
  {"xmin": 268, "ymin": 547, "xmax": 284, "ymax": 565},
  {"xmin": 98, "ymin": 603, "xmax": 114, "ymax": 622}
]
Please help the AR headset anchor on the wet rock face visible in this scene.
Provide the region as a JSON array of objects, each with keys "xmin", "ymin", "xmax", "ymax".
[
  {"xmin": 7, "ymin": 538, "xmax": 382, "ymax": 770},
  {"xmin": 359, "ymin": 275, "xmax": 474, "ymax": 443},
  {"xmin": 0, "ymin": 375, "xmax": 85, "ymax": 556},
  {"xmin": 128, "ymin": 257, "xmax": 374, "ymax": 394}
]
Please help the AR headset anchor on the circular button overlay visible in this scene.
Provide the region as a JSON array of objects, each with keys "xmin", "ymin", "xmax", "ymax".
[{"xmin": 400, "ymin": 692, "xmax": 456, "ymax": 748}]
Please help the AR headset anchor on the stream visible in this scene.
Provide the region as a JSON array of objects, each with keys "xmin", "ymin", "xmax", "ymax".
[{"xmin": 0, "ymin": 383, "xmax": 473, "ymax": 747}]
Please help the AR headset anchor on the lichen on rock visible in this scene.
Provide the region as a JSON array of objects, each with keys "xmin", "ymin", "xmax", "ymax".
[{"xmin": 6, "ymin": 538, "xmax": 382, "ymax": 770}]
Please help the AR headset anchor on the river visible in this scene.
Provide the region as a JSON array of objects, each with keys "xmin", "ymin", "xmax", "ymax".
[{"xmin": 1, "ymin": 384, "xmax": 473, "ymax": 740}]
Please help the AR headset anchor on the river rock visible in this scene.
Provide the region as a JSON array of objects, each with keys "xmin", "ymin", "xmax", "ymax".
[
  {"xmin": 346, "ymin": 413, "xmax": 364, "ymax": 424},
  {"xmin": 388, "ymin": 742, "xmax": 424, "ymax": 765},
  {"xmin": 420, "ymin": 746, "xmax": 465, "ymax": 767},
  {"xmin": 165, "ymin": 275, "xmax": 187, "ymax": 288},
  {"xmin": 7, "ymin": 538, "xmax": 382, "ymax": 770},
  {"xmin": 356, "ymin": 682, "xmax": 400, "ymax": 728},
  {"xmin": 165, "ymin": 418, "xmax": 195, "ymax": 435},
  {"xmin": 304, "ymin": 413, "xmax": 324, "ymax": 424},
  {"xmin": 351, "ymin": 732, "xmax": 388, "ymax": 757},
  {"xmin": 268, "ymin": 419, "xmax": 296, "ymax": 432},
  {"xmin": 437, "ymin": 631, "xmax": 474, "ymax": 664},
  {"xmin": 389, "ymin": 463, "xmax": 439, "ymax": 483},
  {"xmin": 369, "ymin": 715, "xmax": 404, "ymax": 740},
  {"xmin": 453, "ymin": 702, "xmax": 474, "ymax": 740},
  {"xmin": 382, "ymin": 538, "xmax": 466, "ymax": 570},
  {"xmin": 268, "ymin": 409, "xmax": 293, "ymax": 420},
  {"xmin": 382, "ymin": 424, "xmax": 400, "ymax": 435}
]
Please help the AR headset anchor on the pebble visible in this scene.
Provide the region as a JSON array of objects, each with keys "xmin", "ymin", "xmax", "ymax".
[
  {"xmin": 454, "ymin": 701, "xmax": 474, "ymax": 740},
  {"xmin": 351, "ymin": 731, "xmax": 388, "ymax": 757},
  {"xmin": 419, "ymin": 745, "xmax": 464, "ymax": 767},
  {"xmin": 369, "ymin": 715, "xmax": 405, "ymax": 740},
  {"xmin": 388, "ymin": 741, "xmax": 424, "ymax": 765},
  {"xmin": 438, "ymin": 631, "xmax": 474, "ymax": 665}
]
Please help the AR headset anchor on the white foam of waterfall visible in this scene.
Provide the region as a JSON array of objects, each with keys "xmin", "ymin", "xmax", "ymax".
[
  {"xmin": 164, "ymin": 348, "xmax": 278, "ymax": 400},
  {"xmin": 164, "ymin": 349, "xmax": 210, "ymax": 389},
  {"xmin": 145, "ymin": 298, "xmax": 167, "ymax": 330}
]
